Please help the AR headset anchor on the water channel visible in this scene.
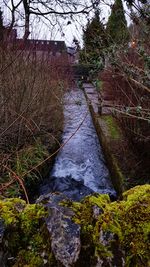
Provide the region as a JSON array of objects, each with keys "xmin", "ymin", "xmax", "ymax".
[{"xmin": 39, "ymin": 87, "xmax": 116, "ymax": 201}]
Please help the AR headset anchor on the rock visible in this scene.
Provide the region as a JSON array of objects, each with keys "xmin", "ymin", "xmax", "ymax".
[
  {"xmin": 64, "ymin": 185, "xmax": 150, "ymax": 267},
  {"xmin": 0, "ymin": 185, "xmax": 149, "ymax": 267},
  {"xmin": 39, "ymin": 175, "xmax": 94, "ymax": 201},
  {"xmin": 37, "ymin": 193, "xmax": 81, "ymax": 267},
  {"xmin": 93, "ymin": 185, "xmax": 150, "ymax": 267},
  {"xmin": 92, "ymin": 205, "xmax": 103, "ymax": 220},
  {"xmin": 0, "ymin": 219, "xmax": 13, "ymax": 267},
  {"xmin": 97, "ymin": 230, "xmax": 125, "ymax": 267},
  {"xmin": 0, "ymin": 219, "xmax": 6, "ymax": 267},
  {"xmin": 0, "ymin": 251, "xmax": 6, "ymax": 267},
  {"xmin": 0, "ymin": 218, "xmax": 5, "ymax": 243}
]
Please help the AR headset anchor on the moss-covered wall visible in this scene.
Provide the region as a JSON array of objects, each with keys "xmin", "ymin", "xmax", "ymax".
[
  {"xmin": 94, "ymin": 114, "xmax": 125, "ymax": 196},
  {"xmin": 84, "ymin": 82, "xmax": 146, "ymax": 196},
  {"xmin": 0, "ymin": 198, "xmax": 57, "ymax": 267},
  {"xmin": 0, "ymin": 185, "xmax": 150, "ymax": 267},
  {"xmin": 84, "ymin": 87, "xmax": 125, "ymax": 196},
  {"xmin": 64, "ymin": 184, "xmax": 150, "ymax": 267}
]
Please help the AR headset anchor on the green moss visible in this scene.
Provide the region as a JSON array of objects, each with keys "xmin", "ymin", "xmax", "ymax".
[
  {"xmin": 0, "ymin": 185, "xmax": 150, "ymax": 266},
  {"xmin": 14, "ymin": 250, "xmax": 44, "ymax": 267},
  {"xmin": 94, "ymin": 114, "xmax": 125, "ymax": 195},
  {"xmin": 64, "ymin": 185, "xmax": 150, "ymax": 266},
  {"xmin": 0, "ymin": 198, "xmax": 53, "ymax": 266},
  {"xmin": 0, "ymin": 198, "xmax": 26, "ymax": 225},
  {"xmin": 89, "ymin": 194, "xmax": 110, "ymax": 208},
  {"xmin": 0, "ymin": 198, "xmax": 46, "ymax": 228},
  {"xmin": 20, "ymin": 204, "xmax": 47, "ymax": 236},
  {"xmin": 102, "ymin": 115, "xmax": 121, "ymax": 139},
  {"xmin": 94, "ymin": 185, "xmax": 150, "ymax": 266},
  {"xmin": 93, "ymin": 79, "xmax": 103, "ymax": 91},
  {"xmin": 63, "ymin": 194, "xmax": 110, "ymax": 227}
]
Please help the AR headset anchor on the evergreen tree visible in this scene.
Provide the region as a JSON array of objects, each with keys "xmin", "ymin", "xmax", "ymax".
[
  {"xmin": 80, "ymin": 10, "xmax": 107, "ymax": 64},
  {"xmin": 106, "ymin": 0, "xmax": 129, "ymax": 45}
]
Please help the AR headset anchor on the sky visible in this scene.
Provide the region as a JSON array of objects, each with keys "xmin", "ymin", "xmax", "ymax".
[{"xmin": 0, "ymin": 0, "xmax": 130, "ymax": 46}]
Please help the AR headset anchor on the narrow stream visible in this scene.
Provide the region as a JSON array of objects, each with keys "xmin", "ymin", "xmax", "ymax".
[{"xmin": 39, "ymin": 87, "xmax": 116, "ymax": 201}]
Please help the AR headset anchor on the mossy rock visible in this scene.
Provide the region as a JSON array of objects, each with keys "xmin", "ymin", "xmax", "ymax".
[
  {"xmin": 0, "ymin": 185, "xmax": 150, "ymax": 267},
  {"xmin": 0, "ymin": 198, "xmax": 56, "ymax": 267},
  {"xmin": 95, "ymin": 184, "xmax": 150, "ymax": 266},
  {"xmin": 64, "ymin": 185, "xmax": 150, "ymax": 267}
]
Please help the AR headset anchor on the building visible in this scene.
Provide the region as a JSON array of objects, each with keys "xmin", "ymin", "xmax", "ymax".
[
  {"xmin": 1, "ymin": 26, "xmax": 79, "ymax": 64},
  {"xmin": 14, "ymin": 38, "xmax": 67, "ymax": 61},
  {"xmin": 1, "ymin": 27, "xmax": 67, "ymax": 61}
]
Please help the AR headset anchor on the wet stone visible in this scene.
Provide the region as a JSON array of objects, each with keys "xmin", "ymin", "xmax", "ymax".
[
  {"xmin": 0, "ymin": 219, "xmax": 8, "ymax": 267},
  {"xmin": 37, "ymin": 193, "xmax": 81, "ymax": 267},
  {"xmin": 0, "ymin": 219, "xmax": 5, "ymax": 243},
  {"xmin": 39, "ymin": 175, "xmax": 94, "ymax": 201},
  {"xmin": 98, "ymin": 230, "xmax": 125, "ymax": 267}
]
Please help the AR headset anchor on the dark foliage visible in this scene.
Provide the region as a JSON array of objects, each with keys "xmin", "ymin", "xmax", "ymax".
[
  {"xmin": 106, "ymin": 0, "xmax": 129, "ymax": 44},
  {"xmin": 80, "ymin": 10, "xmax": 107, "ymax": 64}
]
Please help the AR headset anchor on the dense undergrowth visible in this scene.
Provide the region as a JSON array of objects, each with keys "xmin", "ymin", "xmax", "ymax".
[
  {"xmin": 99, "ymin": 44, "xmax": 150, "ymax": 186},
  {"xmin": 0, "ymin": 46, "xmax": 73, "ymax": 200}
]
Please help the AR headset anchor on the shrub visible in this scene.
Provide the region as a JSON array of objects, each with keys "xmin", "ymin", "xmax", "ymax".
[{"xmin": 0, "ymin": 45, "xmax": 73, "ymax": 198}]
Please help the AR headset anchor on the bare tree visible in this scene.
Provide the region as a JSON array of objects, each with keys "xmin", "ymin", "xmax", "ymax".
[
  {"xmin": 2, "ymin": 0, "xmax": 100, "ymax": 39},
  {"xmin": 125, "ymin": 0, "xmax": 150, "ymax": 23}
]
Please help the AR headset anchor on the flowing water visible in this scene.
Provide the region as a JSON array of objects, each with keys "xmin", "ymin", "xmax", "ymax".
[{"xmin": 39, "ymin": 87, "xmax": 116, "ymax": 200}]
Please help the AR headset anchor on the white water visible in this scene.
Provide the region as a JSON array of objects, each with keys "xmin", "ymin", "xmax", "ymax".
[{"xmin": 51, "ymin": 88, "xmax": 116, "ymax": 197}]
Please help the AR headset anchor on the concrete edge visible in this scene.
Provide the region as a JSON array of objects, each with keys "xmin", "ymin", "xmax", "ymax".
[{"xmin": 83, "ymin": 85, "xmax": 125, "ymax": 196}]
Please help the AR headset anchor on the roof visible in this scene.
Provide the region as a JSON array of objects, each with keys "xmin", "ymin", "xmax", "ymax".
[
  {"xmin": 1, "ymin": 27, "xmax": 66, "ymax": 53},
  {"xmin": 14, "ymin": 39, "xmax": 66, "ymax": 52}
]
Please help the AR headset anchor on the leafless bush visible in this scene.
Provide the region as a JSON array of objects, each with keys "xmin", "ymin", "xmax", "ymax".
[
  {"xmin": 0, "ymin": 45, "xmax": 73, "ymax": 198},
  {"xmin": 0, "ymin": 46, "xmax": 72, "ymax": 151},
  {"xmin": 100, "ymin": 46, "xmax": 150, "ymax": 181}
]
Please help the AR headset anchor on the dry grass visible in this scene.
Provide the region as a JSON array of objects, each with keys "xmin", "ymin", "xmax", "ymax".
[{"xmin": 0, "ymin": 46, "xmax": 73, "ymax": 199}]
